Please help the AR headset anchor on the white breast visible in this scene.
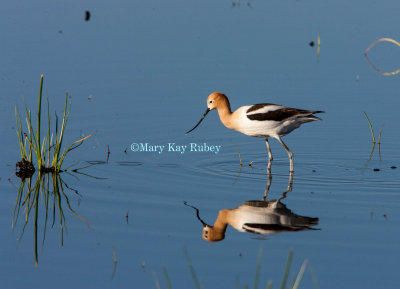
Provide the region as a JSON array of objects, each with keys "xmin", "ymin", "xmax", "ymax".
[{"xmin": 232, "ymin": 106, "xmax": 283, "ymax": 138}]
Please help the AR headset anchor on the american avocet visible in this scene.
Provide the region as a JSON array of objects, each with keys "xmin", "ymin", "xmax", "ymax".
[
  {"xmin": 184, "ymin": 176, "xmax": 319, "ymax": 242},
  {"xmin": 186, "ymin": 92, "xmax": 324, "ymax": 171},
  {"xmin": 200, "ymin": 199, "xmax": 319, "ymax": 242}
]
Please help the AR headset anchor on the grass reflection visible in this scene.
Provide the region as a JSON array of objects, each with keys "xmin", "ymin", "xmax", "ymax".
[{"xmin": 13, "ymin": 172, "xmax": 89, "ymax": 266}]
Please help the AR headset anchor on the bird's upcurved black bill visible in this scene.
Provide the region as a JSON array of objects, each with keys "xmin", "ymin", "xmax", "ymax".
[
  {"xmin": 185, "ymin": 108, "xmax": 210, "ymax": 134},
  {"xmin": 183, "ymin": 201, "xmax": 207, "ymax": 227}
]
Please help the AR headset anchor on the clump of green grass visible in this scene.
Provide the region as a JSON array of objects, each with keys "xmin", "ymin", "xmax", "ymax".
[{"xmin": 15, "ymin": 74, "xmax": 90, "ymax": 175}]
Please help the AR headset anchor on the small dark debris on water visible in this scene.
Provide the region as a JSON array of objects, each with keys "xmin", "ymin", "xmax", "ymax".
[
  {"xmin": 107, "ymin": 144, "xmax": 110, "ymax": 163},
  {"xmin": 373, "ymin": 168, "xmax": 380, "ymax": 172},
  {"xmin": 124, "ymin": 147, "xmax": 127, "ymax": 154},
  {"xmin": 125, "ymin": 210, "xmax": 129, "ymax": 224},
  {"xmin": 58, "ymin": 29, "xmax": 63, "ymax": 34},
  {"xmin": 232, "ymin": 1, "xmax": 253, "ymax": 8},
  {"xmin": 85, "ymin": 10, "xmax": 91, "ymax": 21},
  {"xmin": 384, "ymin": 213, "xmax": 388, "ymax": 220},
  {"xmin": 311, "ymin": 191, "xmax": 314, "ymax": 194},
  {"xmin": 312, "ymin": 169, "xmax": 316, "ymax": 173},
  {"xmin": 309, "ymin": 41, "xmax": 315, "ymax": 47},
  {"xmin": 248, "ymin": 161, "xmax": 253, "ymax": 167},
  {"xmin": 390, "ymin": 166, "xmax": 397, "ymax": 169},
  {"xmin": 142, "ymin": 261, "xmax": 146, "ymax": 272},
  {"xmin": 16, "ymin": 159, "xmax": 35, "ymax": 180}
]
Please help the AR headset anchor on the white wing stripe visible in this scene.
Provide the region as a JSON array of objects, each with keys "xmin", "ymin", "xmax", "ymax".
[{"xmin": 246, "ymin": 105, "xmax": 285, "ymax": 115}]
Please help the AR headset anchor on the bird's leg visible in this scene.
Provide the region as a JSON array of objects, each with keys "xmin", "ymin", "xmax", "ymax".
[
  {"xmin": 286, "ymin": 169, "xmax": 293, "ymax": 193},
  {"xmin": 262, "ymin": 168, "xmax": 272, "ymax": 201},
  {"xmin": 265, "ymin": 138, "xmax": 273, "ymax": 160},
  {"xmin": 277, "ymin": 137, "xmax": 294, "ymax": 172},
  {"xmin": 265, "ymin": 138, "xmax": 273, "ymax": 171},
  {"xmin": 277, "ymin": 170, "xmax": 293, "ymax": 202}
]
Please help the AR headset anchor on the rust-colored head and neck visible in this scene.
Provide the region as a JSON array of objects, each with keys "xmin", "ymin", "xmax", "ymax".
[
  {"xmin": 186, "ymin": 92, "xmax": 234, "ymax": 134},
  {"xmin": 202, "ymin": 209, "xmax": 231, "ymax": 242}
]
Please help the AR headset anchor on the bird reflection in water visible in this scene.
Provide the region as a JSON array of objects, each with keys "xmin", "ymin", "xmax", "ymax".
[{"xmin": 185, "ymin": 171, "xmax": 319, "ymax": 242}]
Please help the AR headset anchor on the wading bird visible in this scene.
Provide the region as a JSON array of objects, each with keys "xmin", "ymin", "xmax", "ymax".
[{"xmin": 186, "ymin": 92, "xmax": 323, "ymax": 172}]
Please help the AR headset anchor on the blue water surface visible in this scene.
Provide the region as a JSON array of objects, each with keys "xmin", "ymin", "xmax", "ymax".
[{"xmin": 1, "ymin": 0, "xmax": 400, "ymax": 288}]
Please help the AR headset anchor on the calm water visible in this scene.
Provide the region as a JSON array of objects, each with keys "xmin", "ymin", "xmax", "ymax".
[{"xmin": 1, "ymin": 1, "xmax": 400, "ymax": 288}]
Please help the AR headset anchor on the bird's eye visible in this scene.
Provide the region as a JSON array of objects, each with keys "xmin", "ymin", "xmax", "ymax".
[{"xmin": 209, "ymin": 100, "xmax": 213, "ymax": 104}]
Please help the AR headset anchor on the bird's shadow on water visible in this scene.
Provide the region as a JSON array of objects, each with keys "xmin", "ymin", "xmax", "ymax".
[{"xmin": 184, "ymin": 169, "xmax": 320, "ymax": 242}]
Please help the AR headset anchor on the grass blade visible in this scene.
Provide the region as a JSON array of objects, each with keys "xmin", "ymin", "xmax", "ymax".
[
  {"xmin": 52, "ymin": 92, "xmax": 70, "ymax": 169},
  {"xmin": 280, "ymin": 250, "xmax": 293, "ymax": 289},
  {"xmin": 46, "ymin": 95, "xmax": 51, "ymax": 167},
  {"xmin": 36, "ymin": 74, "xmax": 44, "ymax": 168},
  {"xmin": 378, "ymin": 126, "xmax": 383, "ymax": 145},
  {"xmin": 153, "ymin": 271, "xmax": 161, "ymax": 289},
  {"xmin": 15, "ymin": 106, "xmax": 27, "ymax": 160},
  {"xmin": 162, "ymin": 266, "xmax": 173, "ymax": 289},
  {"xmin": 363, "ymin": 111, "xmax": 375, "ymax": 144},
  {"xmin": 233, "ymin": 142, "xmax": 243, "ymax": 166},
  {"xmin": 292, "ymin": 259, "xmax": 308, "ymax": 289},
  {"xmin": 56, "ymin": 134, "xmax": 92, "ymax": 171},
  {"xmin": 253, "ymin": 246, "xmax": 263, "ymax": 289},
  {"xmin": 310, "ymin": 266, "xmax": 321, "ymax": 289},
  {"xmin": 184, "ymin": 248, "xmax": 201, "ymax": 289}
]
